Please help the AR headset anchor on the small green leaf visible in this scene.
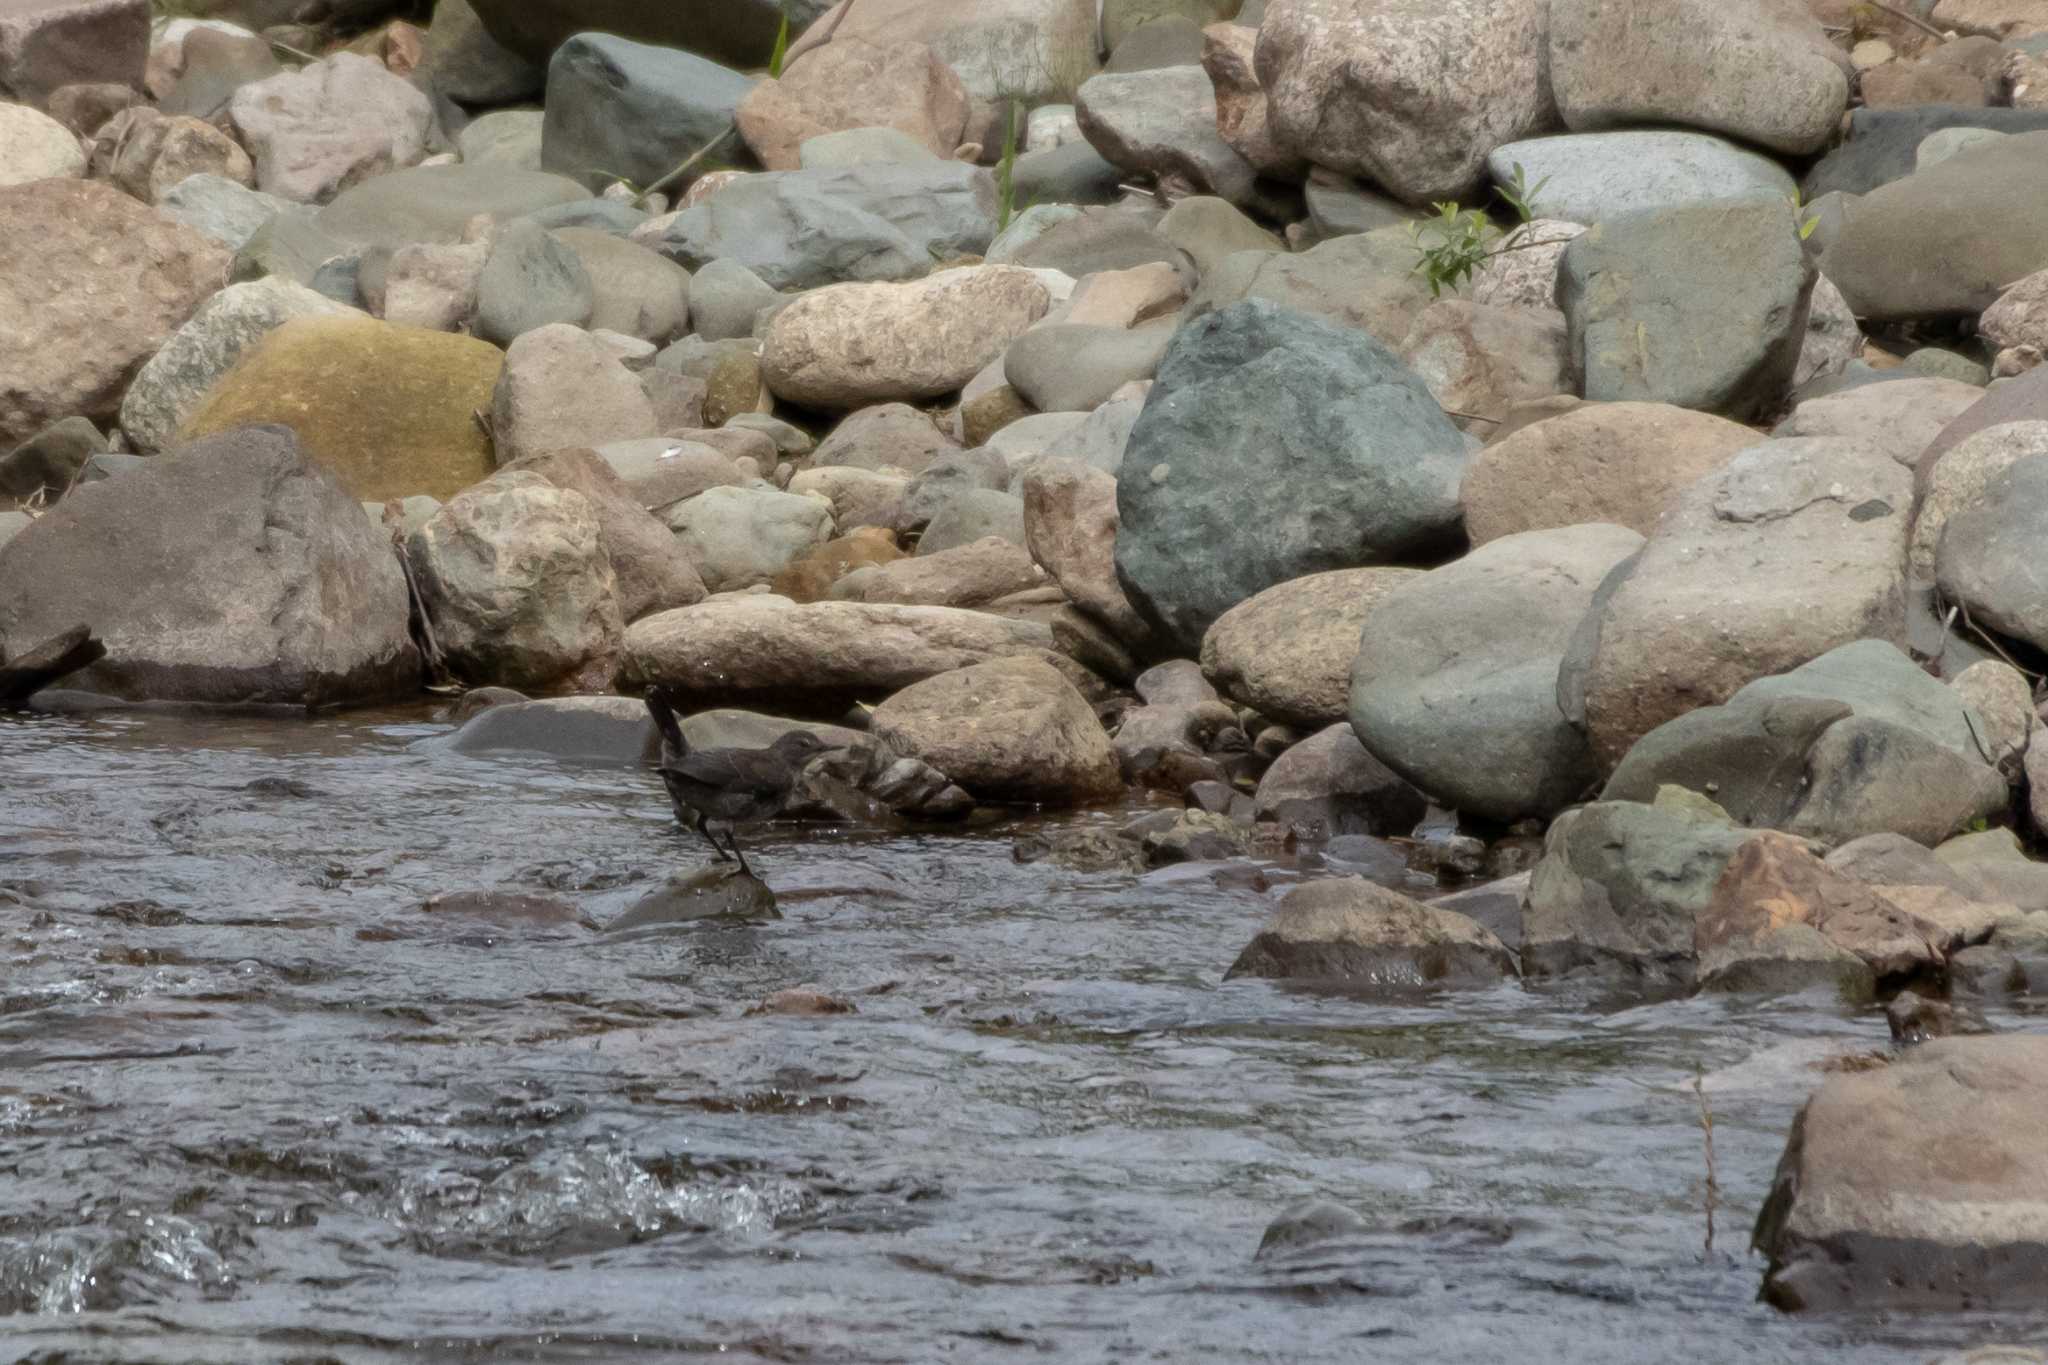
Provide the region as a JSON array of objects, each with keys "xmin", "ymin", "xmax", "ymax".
[{"xmin": 766, "ymin": 4, "xmax": 791, "ymax": 77}]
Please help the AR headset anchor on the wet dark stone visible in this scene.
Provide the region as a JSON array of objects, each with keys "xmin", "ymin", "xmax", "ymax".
[
  {"xmin": 421, "ymin": 890, "xmax": 592, "ymax": 928},
  {"xmin": 607, "ymin": 865, "xmax": 778, "ymax": 930}
]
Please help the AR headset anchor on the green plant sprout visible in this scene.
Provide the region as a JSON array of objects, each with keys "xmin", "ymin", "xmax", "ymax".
[
  {"xmin": 1408, "ymin": 163, "xmax": 1557, "ymax": 298},
  {"xmin": 767, "ymin": 3, "xmax": 792, "ymax": 78},
  {"xmin": 996, "ymin": 98, "xmax": 1024, "ymax": 231}
]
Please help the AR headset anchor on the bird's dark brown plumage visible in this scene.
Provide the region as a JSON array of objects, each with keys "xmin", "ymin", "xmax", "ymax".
[{"xmin": 645, "ymin": 686, "xmax": 835, "ymax": 875}]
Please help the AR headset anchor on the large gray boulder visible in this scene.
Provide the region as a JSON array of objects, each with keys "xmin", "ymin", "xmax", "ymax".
[
  {"xmin": 1549, "ymin": 0, "xmax": 1846, "ymax": 155},
  {"xmin": 1350, "ymin": 523, "xmax": 1645, "ymax": 823},
  {"xmin": 1602, "ymin": 640, "xmax": 2008, "ymax": 847},
  {"xmin": 1485, "ymin": 130, "xmax": 1796, "ymax": 224},
  {"xmin": 1756, "ymin": 1035, "xmax": 2048, "ymax": 1311},
  {"xmin": 1820, "ymin": 133, "xmax": 2048, "ymax": 322},
  {"xmin": 643, "ymin": 161, "xmax": 1000, "ymax": 291},
  {"xmin": 1558, "ymin": 198, "xmax": 1814, "ymax": 420},
  {"xmin": 540, "ymin": 32, "xmax": 755, "ymax": 194},
  {"xmin": 1937, "ymin": 455, "xmax": 2048, "ymax": 657},
  {"xmin": 1114, "ymin": 299, "xmax": 1468, "ymax": 652},
  {"xmin": 1521, "ymin": 798, "xmax": 1753, "ymax": 983},
  {"xmin": 0, "ymin": 425, "xmax": 417, "ymax": 705},
  {"xmin": 1569, "ymin": 437, "xmax": 1912, "ymax": 769},
  {"xmin": 1256, "ymin": 0, "xmax": 1555, "ymax": 205}
]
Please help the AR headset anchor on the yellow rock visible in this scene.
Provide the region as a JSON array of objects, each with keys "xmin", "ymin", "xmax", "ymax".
[{"xmin": 178, "ymin": 315, "xmax": 501, "ymax": 502}]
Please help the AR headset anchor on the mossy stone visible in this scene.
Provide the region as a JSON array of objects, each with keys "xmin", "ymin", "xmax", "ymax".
[{"xmin": 178, "ymin": 315, "xmax": 502, "ymax": 502}]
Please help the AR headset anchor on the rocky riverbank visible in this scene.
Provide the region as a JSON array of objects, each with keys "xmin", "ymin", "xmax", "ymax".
[{"xmin": 4, "ymin": 0, "xmax": 2048, "ymax": 1334}]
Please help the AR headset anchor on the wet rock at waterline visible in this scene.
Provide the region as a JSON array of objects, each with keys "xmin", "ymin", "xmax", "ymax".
[
  {"xmin": 1253, "ymin": 722, "xmax": 1428, "ymax": 842},
  {"xmin": 1521, "ymin": 800, "xmax": 1753, "ymax": 984},
  {"xmin": 443, "ymin": 695, "xmax": 658, "ymax": 766},
  {"xmin": 870, "ymin": 657, "xmax": 1122, "ymax": 807},
  {"xmin": 1601, "ymin": 640, "xmax": 2008, "ymax": 848},
  {"xmin": 0, "ymin": 425, "xmax": 417, "ymax": 706},
  {"xmin": 607, "ymin": 865, "xmax": 779, "ymax": 931},
  {"xmin": 1755, "ymin": 1034, "xmax": 2048, "ymax": 1311},
  {"xmin": 1695, "ymin": 835, "xmax": 1940, "ymax": 996},
  {"xmin": 624, "ymin": 596, "xmax": 1055, "ymax": 710},
  {"xmin": 1226, "ymin": 877, "xmax": 1516, "ymax": 992}
]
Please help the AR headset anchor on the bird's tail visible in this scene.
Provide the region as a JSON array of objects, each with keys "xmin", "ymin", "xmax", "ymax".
[{"xmin": 644, "ymin": 686, "xmax": 688, "ymax": 762}]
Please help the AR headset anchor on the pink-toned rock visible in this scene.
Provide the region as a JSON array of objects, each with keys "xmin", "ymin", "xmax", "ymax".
[
  {"xmin": 1257, "ymin": 0, "xmax": 1556, "ymax": 203},
  {"xmin": 1398, "ymin": 298, "xmax": 1571, "ymax": 431},
  {"xmin": 1202, "ymin": 20, "xmax": 1304, "ymax": 179},
  {"xmin": 380, "ymin": 239, "xmax": 488, "ymax": 332},
  {"xmin": 821, "ymin": 0, "xmax": 1101, "ymax": 105},
  {"xmin": 760, "ymin": 265, "xmax": 1049, "ymax": 410},
  {"xmin": 229, "ymin": 51, "xmax": 431, "ymax": 202},
  {"xmin": 871, "ymin": 654, "xmax": 1122, "ymax": 805},
  {"xmin": 0, "ymin": 176, "xmax": 229, "ymax": 446},
  {"xmin": 736, "ymin": 39, "xmax": 968, "ymax": 172},
  {"xmin": 1982, "ymin": 268, "xmax": 2048, "ymax": 361},
  {"xmin": 1061, "ymin": 261, "xmax": 1185, "ymax": 328},
  {"xmin": 1460, "ymin": 401, "xmax": 1759, "ymax": 544},
  {"xmin": 1019, "ymin": 456, "xmax": 1147, "ymax": 641},
  {"xmin": 490, "ymin": 323, "xmax": 657, "ymax": 463},
  {"xmin": 842, "ymin": 535, "xmax": 1044, "ymax": 607},
  {"xmin": 97, "ymin": 107, "xmax": 252, "ymax": 203}
]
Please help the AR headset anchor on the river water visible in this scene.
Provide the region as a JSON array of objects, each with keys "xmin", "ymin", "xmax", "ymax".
[{"xmin": 4, "ymin": 705, "xmax": 2046, "ymax": 1363}]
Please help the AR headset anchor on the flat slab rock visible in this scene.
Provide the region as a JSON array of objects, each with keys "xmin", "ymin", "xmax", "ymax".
[
  {"xmin": 1226, "ymin": 876, "xmax": 1515, "ymax": 993},
  {"xmin": 1755, "ymin": 1034, "xmax": 2048, "ymax": 1311}
]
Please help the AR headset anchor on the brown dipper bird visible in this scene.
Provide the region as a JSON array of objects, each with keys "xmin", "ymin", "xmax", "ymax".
[{"xmin": 644, "ymin": 686, "xmax": 835, "ymax": 877}]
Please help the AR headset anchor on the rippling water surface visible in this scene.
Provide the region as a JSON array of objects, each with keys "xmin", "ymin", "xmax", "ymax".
[{"xmin": 4, "ymin": 706, "xmax": 2047, "ymax": 1363}]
